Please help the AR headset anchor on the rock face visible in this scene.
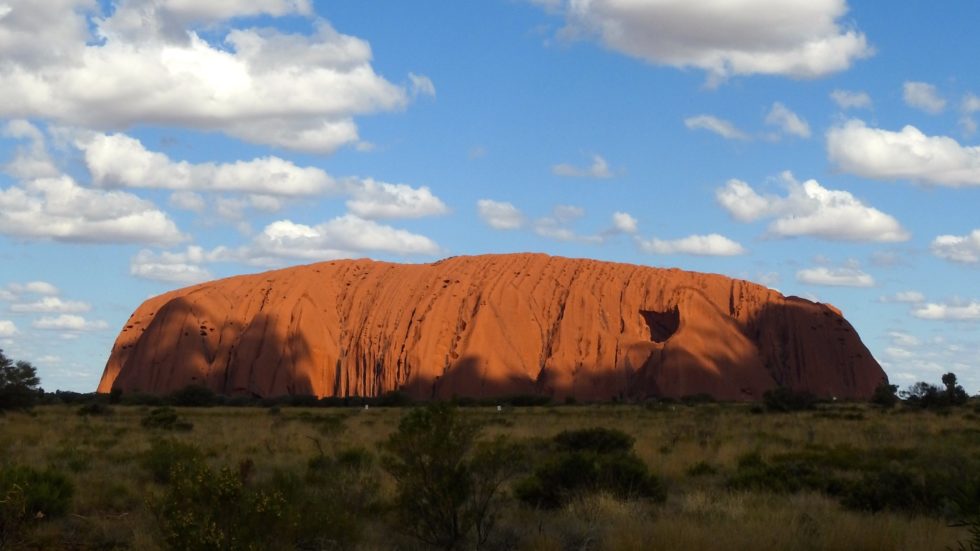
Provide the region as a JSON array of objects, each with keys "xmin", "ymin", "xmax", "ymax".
[{"xmin": 98, "ymin": 254, "xmax": 886, "ymax": 400}]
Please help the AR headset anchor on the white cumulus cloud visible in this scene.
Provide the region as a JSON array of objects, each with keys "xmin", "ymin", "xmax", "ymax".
[
  {"xmin": 32, "ymin": 314, "xmax": 109, "ymax": 331},
  {"xmin": 534, "ymin": 0, "xmax": 872, "ymax": 82},
  {"xmin": 637, "ymin": 234, "xmax": 746, "ymax": 256},
  {"xmin": 237, "ymin": 216, "xmax": 441, "ymax": 265},
  {"xmin": 0, "ymin": 320, "xmax": 17, "ymax": 337},
  {"xmin": 716, "ymin": 172, "xmax": 909, "ymax": 242},
  {"xmin": 611, "ymin": 212, "xmax": 638, "ymax": 234},
  {"xmin": 10, "ymin": 297, "xmax": 90, "ymax": 313},
  {"xmin": 765, "ymin": 102, "xmax": 811, "ymax": 138},
  {"xmin": 130, "ymin": 246, "xmax": 219, "ymax": 284},
  {"xmin": 827, "ymin": 120, "xmax": 980, "ymax": 186},
  {"xmin": 796, "ymin": 266, "xmax": 874, "ymax": 287},
  {"xmin": 477, "ymin": 200, "xmax": 525, "ymax": 230},
  {"xmin": 0, "ymin": 175, "xmax": 185, "ymax": 245},
  {"xmin": 830, "ymin": 89, "xmax": 872, "ymax": 110},
  {"xmin": 912, "ymin": 301, "xmax": 980, "ymax": 321},
  {"xmin": 903, "ymin": 81, "xmax": 946, "ymax": 114},
  {"xmin": 931, "ymin": 229, "xmax": 980, "ymax": 263},
  {"xmin": 345, "ymin": 179, "xmax": 448, "ymax": 219},
  {"xmin": 0, "ymin": 2, "xmax": 419, "ymax": 153},
  {"xmin": 552, "ymin": 154, "xmax": 614, "ymax": 179}
]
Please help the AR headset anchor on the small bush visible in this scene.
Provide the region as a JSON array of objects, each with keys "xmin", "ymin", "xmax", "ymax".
[
  {"xmin": 168, "ymin": 384, "xmax": 217, "ymax": 407},
  {"xmin": 871, "ymin": 382, "xmax": 899, "ymax": 408},
  {"xmin": 763, "ymin": 387, "xmax": 817, "ymax": 412},
  {"xmin": 0, "ymin": 464, "xmax": 73, "ymax": 547},
  {"xmin": 142, "ymin": 439, "xmax": 205, "ymax": 484},
  {"xmin": 553, "ymin": 427, "xmax": 634, "ymax": 455},
  {"xmin": 77, "ymin": 402, "xmax": 113, "ymax": 416},
  {"xmin": 686, "ymin": 461, "xmax": 719, "ymax": 477},
  {"xmin": 382, "ymin": 403, "xmax": 524, "ymax": 549},
  {"xmin": 140, "ymin": 407, "xmax": 193, "ymax": 431},
  {"xmin": 516, "ymin": 428, "xmax": 665, "ymax": 509},
  {"xmin": 154, "ymin": 458, "xmax": 287, "ymax": 551}
]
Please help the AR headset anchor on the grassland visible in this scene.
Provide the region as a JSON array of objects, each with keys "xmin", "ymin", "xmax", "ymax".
[{"xmin": 1, "ymin": 401, "xmax": 978, "ymax": 550}]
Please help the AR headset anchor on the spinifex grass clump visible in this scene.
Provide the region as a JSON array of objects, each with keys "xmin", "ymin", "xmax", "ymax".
[{"xmin": 516, "ymin": 427, "xmax": 666, "ymax": 509}]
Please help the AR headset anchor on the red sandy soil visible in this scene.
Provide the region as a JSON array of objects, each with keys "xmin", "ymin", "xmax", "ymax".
[{"xmin": 98, "ymin": 253, "xmax": 885, "ymax": 400}]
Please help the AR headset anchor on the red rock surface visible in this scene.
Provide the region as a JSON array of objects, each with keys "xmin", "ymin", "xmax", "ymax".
[{"xmin": 98, "ymin": 254, "xmax": 886, "ymax": 400}]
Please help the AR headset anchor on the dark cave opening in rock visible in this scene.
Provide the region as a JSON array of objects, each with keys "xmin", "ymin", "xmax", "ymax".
[{"xmin": 640, "ymin": 308, "xmax": 680, "ymax": 343}]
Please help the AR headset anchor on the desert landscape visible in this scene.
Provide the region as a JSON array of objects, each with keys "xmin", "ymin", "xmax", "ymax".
[{"xmin": 2, "ymin": 0, "xmax": 980, "ymax": 549}]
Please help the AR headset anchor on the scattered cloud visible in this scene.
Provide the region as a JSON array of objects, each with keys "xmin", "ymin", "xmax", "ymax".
[
  {"xmin": 827, "ymin": 120, "xmax": 980, "ymax": 186},
  {"xmin": 532, "ymin": 0, "xmax": 872, "ymax": 82},
  {"xmin": 32, "ymin": 314, "xmax": 109, "ymax": 331},
  {"xmin": 534, "ymin": 205, "xmax": 594, "ymax": 242},
  {"xmin": 830, "ymin": 89, "xmax": 872, "ymax": 110},
  {"xmin": 0, "ymin": 320, "xmax": 17, "ymax": 337},
  {"xmin": 716, "ymin": 172, "xmax": 909, "ymax": 242},
  {"xmin": 130, "ymin": 247, "xmax": 218, "ymax": 284},
  {"xmin": 931, "ymin": 229, "xmax": 980, "ymax": 263},
  {"xmin": 796, "ymin": 266, "xmax": 874, "ymax": 287},
  {"xmin": 168, "ymin": 191, "xmax": 206, "ymax": 212},
  {"xmin": 10, "ymin": 297, "xmax": 90, "ymax": 313},
  {"xmin": 1, "ymin": 120, "xmax": 59, "ymax": 179},
  {"xmin": 888, "ymin": 331, "xmax": 921, "ymax": 347},
  {"xmin": 78, "ymin": 132, "xmax": 339, "ymax": 196},
  {"xmin": 234, "ymin": 216, "xmax": 442, "ymax": 265},
  {"xmin": 610, "ymin": 212, "xmax": 638, "ymax": 234},
  {"xmin": 912, "ymin": 301, "xmax": 980, "ymax": 321},
  {"xmin": 880, "ymin": 291, "xmax": 925, "ymax": 304},
  {"xmin": 344, "ymin": 179, "xmax": 448, "ymax": 219},
  {"xmin": 765, "ymin": 102, "xmax": 811, "ymax": 138},
  {"xmin": 637, "ymin": 234, "xmax": 746, "ymax": 256},
  {"xmin": 0, "ymin": 175, "xmax": 185, "ymax": 245},
  {"xmin": 903, "ymin": 81, "xmax": 946, "ymax": 114},
  {"xmin": 684, "ymin": 115, "xmax": 750, "ymax": 140},
  {"xmin": 552, "ymin": 154, "xmax": 614, "ymax": 179},
  {"xmin": 409, "ymin": 73, "xmax": 436, "ymax": 97},
  {"xmin": 7, "ymin": 281, "xmax": 59, "ymax": 296},
  {"xmin": 477, "ymin": 199, "xmax": 525, "ymax": 230},
  {"xmin": 0, "ymin": 3, "xmax": 419, "ymax": 153}
]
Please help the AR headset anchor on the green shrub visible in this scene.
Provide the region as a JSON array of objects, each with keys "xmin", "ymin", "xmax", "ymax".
[
  {"xmin": 762, "ymin": 387, "xmax": 817, "ymax": 412},
  {"xmin": 727, "ymin": 452, "xmax": 843, "ymax": 495},
  {"xmin": 168, "ymin": 384, "xmax": 217, "ymax": 407},
  {"xmin": 0, "ymin": 464, "xmax": 73, "ymax": 547},
  {"xmin": 553, "ymin": 427, "xmax": 634, "ymax": 454},
  {"xmin": 77, "ymin": 402, "xmax": 113, "ymax": 416},
  {"xmin": 871, "ymin": 382, "xmax": 899, "ymax": 408},
  {"xmin": 0, "ymin": 350, "xmax": 41, "ymax": 412},
  {"xmin": 382, "ymin": 403, "xmax": 523, "ymax": 549},
  {"xmin": 140, "ymin": 407, "xmax": 193, "ymax": 431},
  {"xmin": 516, "ymin": 428, "xmax": 665, "ymax": 509},
  {"xmin": 154, "ymin": 459, "xmax": 287, "ymax": 551},
  {"xmin": 142, "ymin": 440, "xmax": 205, "ymax": 484}
]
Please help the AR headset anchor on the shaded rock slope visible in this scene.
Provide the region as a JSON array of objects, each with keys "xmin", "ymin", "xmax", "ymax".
[{"xmin": 98, "ymin": 254, "xmax": 886, "ymax": 401}]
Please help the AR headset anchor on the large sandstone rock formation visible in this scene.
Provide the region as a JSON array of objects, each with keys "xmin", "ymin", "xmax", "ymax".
[{"xmin": 98, "ymin": 254, "xmax": 885, "ymax": 400}]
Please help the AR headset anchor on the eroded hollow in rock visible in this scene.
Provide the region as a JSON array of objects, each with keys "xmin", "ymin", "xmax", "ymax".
[{"xmin": 640, "ymin": 308, "xmax": 680, "ymax": 343}]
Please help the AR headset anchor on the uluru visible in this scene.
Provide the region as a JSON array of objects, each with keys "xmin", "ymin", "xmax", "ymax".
[{"xmin": 98, "ymin": 253, "xmax": 886, "ymax": 401}]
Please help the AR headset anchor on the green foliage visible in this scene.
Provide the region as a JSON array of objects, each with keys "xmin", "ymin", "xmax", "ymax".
[
  {"xmin": 77, "ymin": 402, "xmax": 113, "ymax": 416},
  {"xmin": 142, "ymin": 440, "xmax": 205, "ymax": 484},
  {"xmin": 728, "ymin": 452, "xmax": 843, "ymax": 495},
  {"xmin": 154, "ymin": 458, "xmax": 287, "ymax": 551},
  {"xmin": 516, "ymin": 428, "xmax": 666, "ymax": 509},
  {"xmin": 168, "ymin": 384, "xmax": 217, "ymax": 407},
  {"xmin": 382, "ymin": 403, "xmax": 523, "ymax": 550},
  {"xmin": 902, "ymin": 373, "xmax": 969, "ymax": 410},
  {"xmin": 0, "ymin": 349, "xmax": 41, "ymax": 412},
  {"xmin": 762, "ymin": 387, "xmax": 816, "ymax": 412},
  {"xmin": 553, "ymin": 427, "xmax": 634, "ymax": 454},
  {"xmin": 141, "ymin": 407, "xmax": 193, "ymax": 431},
  {"xmin": 871, "ymin": 382, "xmax": 899, "ymax": 408},
  {"xmin": 0, "ymin": 464, "xmax": 73, "ymax": 547}
]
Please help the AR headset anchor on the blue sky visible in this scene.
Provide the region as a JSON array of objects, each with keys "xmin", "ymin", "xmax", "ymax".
[{"xmin": 1, "ymin": 0, "xmax": 978, "ymax": 393}]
